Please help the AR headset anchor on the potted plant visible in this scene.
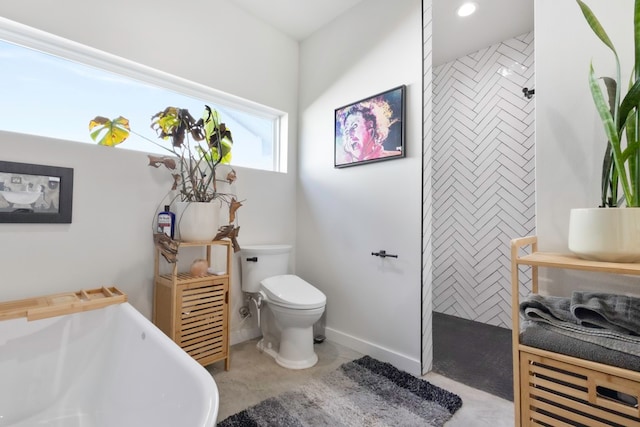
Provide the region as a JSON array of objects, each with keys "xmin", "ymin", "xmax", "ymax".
[
  {"xmin": 568, "ymin": 0, "xmax": 640, "ymax": 262},
  {"xmin": 89, "ymin": 105, "xmax": 242, "ymax": 244}
]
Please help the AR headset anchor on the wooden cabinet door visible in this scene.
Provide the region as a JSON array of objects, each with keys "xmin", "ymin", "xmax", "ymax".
[{"xmin": 176, "ymin": 278, "xmax": 228, "ymax": 365}]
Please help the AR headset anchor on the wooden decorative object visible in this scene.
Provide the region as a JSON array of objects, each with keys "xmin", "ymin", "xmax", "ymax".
[
  {"xmin": 153, "ymin": 232, "xmax": 179, "ymax": 263},
  {"xmin": 511, "ymin": 236, "xmax": 640, "ymax": 426},
  {"xmin": 229, "ymin": 198, "xmax": 242, "ymax": 223},
  {"xmin": 214, "ymin": 225, "xmax": 241, "ymax": 252},
  {"xmin": 0, "ymin": 286, "xmax": 127, "ymax": 322}
]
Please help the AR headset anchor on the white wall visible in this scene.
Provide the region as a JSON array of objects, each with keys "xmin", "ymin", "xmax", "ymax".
[
  {"xmin": 0, "ymin": 0, "xmax": 299, "ymax": 342},
  {"xmin": 297, "ymin": 0, "xmax": 423, "ymax": 374},
  {"xmin": 536, "ymin": 0, "xmax": 640, "ymax": 295}
]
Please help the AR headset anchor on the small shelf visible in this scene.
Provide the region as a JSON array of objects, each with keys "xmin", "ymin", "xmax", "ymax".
[
  {"xmin": 174, "ymin": 239, "xmax": 228, "ymax": 248},
  {"xmin": 156, "ymin": 271, "xmax": 229, "ymax": 286},
  {"xmin": 516, "ymin": 251, "xmax": 640, "ymax": 275}
]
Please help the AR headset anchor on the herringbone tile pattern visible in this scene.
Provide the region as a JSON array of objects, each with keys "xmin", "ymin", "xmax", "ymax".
[
  {"xmin": 431, "ymin": 32, "xmax": 535, "ymax": 329},
  {"xmin": 422, "ymin": 0, "xmax": 433, "ymax": 374}
]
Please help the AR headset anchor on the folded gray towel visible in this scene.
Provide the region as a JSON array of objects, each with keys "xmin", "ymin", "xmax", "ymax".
[
  {"xmin": 519, "ymin": 294, "xmax": 576, "ymax": 324},
  {"xmin": 521, "ymin": 321, "xmax": 640, "ymax": 371},
  {"xmin": 571, "ymin": 292, "xmax": 640, "ymax": 336},
  {"xmin": 520, "ymin": 294, "xmax": 640, "ymax": 356}
]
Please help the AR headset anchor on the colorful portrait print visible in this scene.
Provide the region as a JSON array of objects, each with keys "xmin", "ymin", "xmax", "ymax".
[{"xmin": 334, "ymin": 85, "xmax": 405, "ymax": 168}]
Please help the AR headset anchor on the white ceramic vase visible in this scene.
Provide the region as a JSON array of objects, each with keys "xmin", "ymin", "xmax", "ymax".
[
  {"xmin": 568, "ymin": 207, "xmax": 640, "ymax": 262},
  {"xmin": 174, "ymin": 201, "xmax": 220, "ymax": 242}
]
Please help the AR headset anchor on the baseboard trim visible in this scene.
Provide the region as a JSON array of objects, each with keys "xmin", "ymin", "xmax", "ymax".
[
  {"xmin": 325, "ymin": 327, "xmax": 421, "ymax": 376},
  {"xmin": 230, "ymin": 327, "xmax": 261, "ymax": 346}
]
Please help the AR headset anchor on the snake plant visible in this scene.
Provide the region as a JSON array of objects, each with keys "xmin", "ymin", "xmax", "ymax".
[{"xmin": 577, "ymin": 0, "xmax": 640, "ymax": 207}]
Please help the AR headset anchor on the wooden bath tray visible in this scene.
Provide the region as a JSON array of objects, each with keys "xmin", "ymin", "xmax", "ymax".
[{"xmin": 0, "ymin": 286, "xmax": 127, "ymax": 321}]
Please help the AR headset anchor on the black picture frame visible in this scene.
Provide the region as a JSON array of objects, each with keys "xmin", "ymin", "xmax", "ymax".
[
  {"xmin": 0, "ymin": 161, "xmax": 73, "ymax": 223},
  {"xmin": 334, "ymin": 85, "xmax": 406, "ymax": 168}
]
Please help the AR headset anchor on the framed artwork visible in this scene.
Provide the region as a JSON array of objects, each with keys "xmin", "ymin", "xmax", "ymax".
[
  {"xmin": 334, "ymin": 85, "xmax": 406, "ymax": 168},
  {"xmin": 0, "ymin": 161, "xmax": 73, "ymax": 223}
]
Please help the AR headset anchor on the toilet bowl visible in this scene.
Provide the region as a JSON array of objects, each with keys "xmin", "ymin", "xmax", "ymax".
[
  {"xmin": 259, "ymin": 274, "xmax": 326, "ymax": 368},
  {"xmin": 240, "ymin": 245, "xmax": 326, "ymax": 369}
]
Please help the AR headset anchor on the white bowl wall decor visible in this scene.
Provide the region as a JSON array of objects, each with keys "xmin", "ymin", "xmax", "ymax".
[{"xmin": 568, "ymin": 207, "xmax": 640, "ymax": 263}]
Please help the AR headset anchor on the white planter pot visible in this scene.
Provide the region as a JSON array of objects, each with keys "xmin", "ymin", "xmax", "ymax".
[
  {"xmin": 568, "ymin": 207, "xmax": 640, "ymax": 262},
  {"xmin": 174, "ymin": 201, "xmax": 220, "ymax": 242}
]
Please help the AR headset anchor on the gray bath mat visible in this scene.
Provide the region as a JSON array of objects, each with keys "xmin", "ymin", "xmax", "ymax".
[{"xmin": 217, "ymin": 355, "xmax": 463, "ymax": 426}]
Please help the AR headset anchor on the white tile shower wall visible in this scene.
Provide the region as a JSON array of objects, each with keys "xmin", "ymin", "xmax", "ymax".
[
  {"xmin": 432, "ymin": 32, "xmax": 535, "ymax": 328},
  {"xmin": 422, "ymin": 0, "xmax": 433, "ymax": 374}
]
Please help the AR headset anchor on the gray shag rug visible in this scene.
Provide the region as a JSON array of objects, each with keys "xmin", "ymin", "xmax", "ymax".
[{"xmin": 217, "ymin": 355, "xmax": 463, "ymax": 426}]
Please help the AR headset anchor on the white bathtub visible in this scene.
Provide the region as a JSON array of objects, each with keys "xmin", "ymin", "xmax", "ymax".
[{"xmin": 0, "ymin": 302, "xmax": 218, "ymax": 426}]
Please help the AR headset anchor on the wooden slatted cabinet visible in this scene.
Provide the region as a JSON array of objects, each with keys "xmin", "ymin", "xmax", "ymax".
[{"xmin": 153, "ymin": 240, "xmax": 231, "ymax": 370}]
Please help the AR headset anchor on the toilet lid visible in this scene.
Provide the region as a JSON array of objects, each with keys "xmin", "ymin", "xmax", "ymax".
[{"xmin": 260, "ymin": 274, "xmax": 326, "ymax": 309}]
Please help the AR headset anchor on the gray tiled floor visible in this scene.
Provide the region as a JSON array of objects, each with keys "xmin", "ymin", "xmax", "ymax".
[
  {"xmin": 433, "ymin": 312, "xmax": 513, "ymax": 401},
  {"xmin": 208, "ymin": 338, "xmax": 513, "ymax": 425}
]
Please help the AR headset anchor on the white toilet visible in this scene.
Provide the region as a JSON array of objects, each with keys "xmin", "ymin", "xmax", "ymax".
[{"xmin": 240, "ymin": 245, "xmax": 326, "ymax": 369}]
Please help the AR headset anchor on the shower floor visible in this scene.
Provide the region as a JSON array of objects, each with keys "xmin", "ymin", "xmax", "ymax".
[{"xmin": 432, "ymin": 311, "xmax": 513, "ymax": 401}]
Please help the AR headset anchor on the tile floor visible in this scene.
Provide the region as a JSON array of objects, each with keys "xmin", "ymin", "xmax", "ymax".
[
  {"xmin": 433, "ymin": 312, "xmax": 513, "ymax": 401},
  {"xmin": 208, "ymin": 338, "xmax": 514, "ymax": 426}
]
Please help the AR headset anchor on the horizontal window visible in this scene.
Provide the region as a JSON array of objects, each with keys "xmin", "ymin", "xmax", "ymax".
[{"xmin": 0, "ymin": 19, "xmax": 285, "ymax": 172}]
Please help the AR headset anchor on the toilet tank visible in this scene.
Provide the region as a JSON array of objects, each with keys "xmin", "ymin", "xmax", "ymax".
[{"xmin": 240, "ymin": 245, "xmax": 292, "ymax": 293}]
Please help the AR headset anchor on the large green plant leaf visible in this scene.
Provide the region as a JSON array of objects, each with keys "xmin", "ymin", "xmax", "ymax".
[
  {"xmin": 621, "ymin": 70, "xmax": 640, "ymax": 203},
  {"xmin": 577, "ymin": 0, "xmax": 618, "ymax": 53},
  {"xmin": 589, "ymin": 63, "xmax": 633, "ymax": 205},
  {"xmin": 635, "ymin": 0, "xmax": 640, "ymax": 80},
  {"xmin": 617, "ymin": 78, "xmax": 640, "ymax": 131},
  {"xmin": 600, "ymin": 77, "xmax": 618, "ymax": 206},
  {"xmin": 88, "ymin": 116, "xmax": 130, "ymax": 146},
  {"xmin": 633, "ymin": 0, "xmax": 640, "ymax": 205},
  {"xmin": 151, "ymin": 107, "xmax": 199, "ymax": 148},
  {"xmin": 577, "ymin": 0, "xmax": 622, "ymax": 123},
  {"xmin": 202, "ymin": 105, "xmax": 233, "ymax": 164},
  {"xmin": 601, "ymin": 143, "xmax": 615, "ymax": 206}
]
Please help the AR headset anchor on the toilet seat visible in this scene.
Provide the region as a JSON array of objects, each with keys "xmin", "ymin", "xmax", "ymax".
[{"xmin": 260, "ymin": 274, "xmax": 326, "ymax": 309}]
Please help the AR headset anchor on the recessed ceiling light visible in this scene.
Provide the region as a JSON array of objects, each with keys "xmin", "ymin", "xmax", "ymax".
[{"xmin": 457, "ymin": 2, "xmax": 478, "ymax": 17}]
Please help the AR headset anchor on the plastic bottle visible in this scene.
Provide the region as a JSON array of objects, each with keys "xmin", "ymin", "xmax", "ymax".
[{"xmin": 157, "ymin": 205, "xmax": 175, "ymax": 238}]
